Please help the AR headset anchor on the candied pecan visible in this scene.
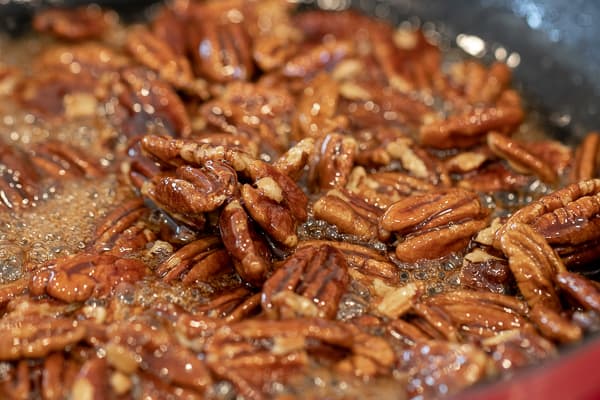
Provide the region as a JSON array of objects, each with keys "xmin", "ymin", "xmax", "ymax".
[
  {"xmin": 126, "ymin": 27, "xmax": 208, "ymax": 98},
  {"xmin": 481, "ymin": 329, "xmax": 556, "ymax": 371},
  {"xmin": 273, "ymin": 137, "xmax": 315, "ymax": 180},
  {"xmin": 449, "ymin": 61, "xmax": 512, "ymax": 105},
  {"xmin": 307, "ymin": 132, "xmax": 357, "ymax": 192},
  {"xmin": 91, "ymin": 198, "xmax": 153, "ymax": 254},
  {"xmin": 0, "ymin": 313, "xmax": 86, "ymax": 360},
  {"xmin": 219, "ymin": 200, "xmax": 272, "ymax": 286},
  {"xmin": 0, "ymin": 141, "xmax": 41, "ymax": 209},
  {"xmin": 188, "ymin": 18, "xmax": 253, "ymax": 83},
  {"xmin": 444, "ymin": 149, "xmax": 490, "ymax": 174},
  {"xmin": 487, "ymin": 131, "xmax": 558, "ymax": 183},
  {"xmin": 194, "ymin": 287, "xmax": 260, "ymax": 321},
  {"xmin": 283, "ymin": 40, "xmax": 355, "ymax": 79},
  {"xmin": 262, "ymin": 245, "xmax": 349, "ymax": 319},
  {"xmin": 499, "ymin": 223, "xmax": 564, "ymax": 311},
  {"xmin": 41, "ymin": 352, "xmax": 81, "ymax": 400},
  {"xmin": 30, "ymin": 141, "xmax": 105, "ymax": 179},
  {"xmin": 142, "ymin": 162, "xmax": 237, "ymax": 227},
  {"xmin": 151, "ymin": 8, "xmax": 187, "ymax": 57},
  {"xmin": 33, "ymin": 6, "xmax": 112, "ymax": 41},
  {"xmin": 380, "ymin": 188, "xmax": 489, "ymax": 261},
  {"xmin": 156, "ymin": 236, "xmax": 233, "ymax": 283},
  {"xmin": 113, "ymin": 67, "xmax": 192, "ymax": 138},
  {"xmin": 294, "ymin": 72, "xmax": 344, "ymax": 139},
  {"xmin": 420, "ymin": 106, "xmax": 524, "ymax": 149},
  {"xmin": 396, "ymin": 340, "xmax": 491, "ymax": 399},
  {"xmin": 346, "ymin": 167, "xmax": 434, "ymax": 209},
  {"xmin": 460, "ymin": 254, "xmax": 513, "ymax": 294},
  {"xmin": 313, "ymin": 189, "xmax": 382, "ymax": 241},
  {"xmin": 29, "ymin": 253, "xmax": 148, "ymax": 303},
  {"xmin": 200, "ymin": 81, "xmax": 294, "ymax": 154},
  {"xmin": 205, "ymin": 318, "xmax": 394, "ymax": 399},
  {"xmin": 496, "ymin": 179, "xmax": 600, "ymax": 266},
  {"xmin": 458, "ymin": 162, "xmax": 532, "ymax": 192},
  {"xmin": 106, "ymin": 321, "xmax": 212, "ymax": 392},
  {"xmin": 556, "ymin": 271, "xmax": 600, "ymax": 313},
  {"xmin": 571, "ymin": 131, "xmax": 600, "ymax": 182},
  {"xmin": 529, "ymin": 303, "xmax": 582, "ymax": 343}
]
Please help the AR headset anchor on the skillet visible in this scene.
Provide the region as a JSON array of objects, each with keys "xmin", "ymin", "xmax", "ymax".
[{"xmin": 1, "ymin": 0, "xmax": 599, "ymax": 398}]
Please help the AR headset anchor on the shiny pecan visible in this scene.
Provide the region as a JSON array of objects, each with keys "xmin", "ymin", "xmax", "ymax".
[
  {"xmin": 91, "ymin": 198, "xmax": 153, "ymax": 255},
  {"xmin": 156, "ymin": 236, "xmax": 233, "ymax": 284},
  {"xmin": 444, "ymin": 148, "xmax": 490, "ymax": 174},
  {"xmin": 273, "ymin": 137, "xmax": 315, "ymax": 180},
  {"xmin": 397, "ymin": 340, "xmax": 491, "ymax": 399},
  {"xmin": 219, "ymin": 200, "xmax": 272, "ymax": 286},
  {"xmin": 556, "ymin": 271, "xmax": 600, "ymax": 314},
  {"xmin": 29, "ymin": 253, "xmax": 148, "ymax": 303},
  {"xmin": 106, "ymin": 321, "xmax": 212, "ymax": 392},
  {"xmin": 205, "ymin": 318, "xmax": 394, "ymax": 399},
  {"xmin": 487, "ymin": 131, "xmax": 558, "ymax": 183},
  {"xmin": 380, "ymin": 188, "xmax": 489, "ymax": 261},
  {"xmin": 458, "ymin": 162, "xmax": 531, "ymax": 192},
  {"xmin": 499, "ymin": 223, "xmax": 564, "ymax": 311},
  {"xmin": 196, "ymin": 287, "xmax": 261, "ymax": 321},
  {"xmin": 141, "ymin": 162, "xmax": 237, "ymax": 228},
  {"xmin": 33, "ymin": 6, "xmax": 113, "ymax": 41},
  {"xmin": 0, "ymin": 141, "xmax": 41, "ymax": 209},
  {"xmin": 529, "ymin": 303, "xmax": 582, "ymax": 344},
  {"xmin": 346, "ymin": 167, "xmax": 434, "ymax": 209},
  {"xmin": 449, "ymin": 61, "xmax": 512, "ymax": 105},
  {"xmin": 126, "ymin": 27, "xmax": 208, "ymax": 98},
  {"xmin": 293, "ymin": 72, "xmax": 345, "ymax": 139},
  {"xmin": 313, "ymin": 189, "xmax": 382, "ymax": 241},
  {"xmin": 282, "ymin": 39, "xmax": 355, "ymax": 79},
  {"xmin": 420, "ymin": 106, "xmax": 524, "ymax": 149},
  {"xmin": 571, "ymin": 131, "xmax": 599, "ymax": 182},
  {"xmin": 481, "ymin": 329, "xmax": 556, "ymax": 371},
  {"xmin": 307, "ymin": 132, "xmax": 357, "ymax": 192},
  {"xmin": 30, "ymin": 141, "xmax": 105, "ymax": 179},
  {"xmin": 262, "ymin": 244, "xmax": 349, "ymax": 319},
  {"xmin": 188, "ymin": 18, "xmax": 254, "ymax": 83},
  {"xmin": 0, "ymin": 313, "xmax": 86, "ymax": 360},
  {"xmin": 200, "ymin": 81, "xmax": 294, "ymax": 154},
  {"xmin": 496, "ymin": 179, "xmax": 600, "ymax": 266}
]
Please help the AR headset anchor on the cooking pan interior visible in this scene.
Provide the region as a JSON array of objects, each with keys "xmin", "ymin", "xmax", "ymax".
[{"xmin": 1, "ymin": 0, "xmax": 600, "ymax": 398}]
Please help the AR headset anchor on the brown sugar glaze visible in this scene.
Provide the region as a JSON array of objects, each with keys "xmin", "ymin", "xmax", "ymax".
[{"xmin": 1, "ymin": 2, "xmax": 600, "ymax": 399}]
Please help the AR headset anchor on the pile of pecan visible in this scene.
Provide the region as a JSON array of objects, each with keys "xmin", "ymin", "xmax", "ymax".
[{"xmin": 1, "ymin": 1, "xmax": 600, "ymax": 399}]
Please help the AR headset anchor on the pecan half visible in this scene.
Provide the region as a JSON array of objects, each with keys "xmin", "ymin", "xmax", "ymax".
[
  {"xmin": 262, "ymin": 245, "xmax": 349, "ymax": 319},
  {"xmin": 307, "ymin": 132, "xmax": 357, "ymax": 192},
  {"xmin": 380, "ymin": 188, "xmax": 489, "ymax": 261},
  {"xmin": 496, "ymin": 179, "xmax": 600, "ymax": 266},
  {"xmin": 313, "ymin": 189, "xmax": 382, "ymax": 240},
  {"xmin": 30, "ymin": 141, "xmax": 105, "ymax": 179},
  {"xmin": 29, "ymin": 253, "xmax": 148, "ymax": 303},
  {"xmin": 33, "ymin": 6, "xmax": 112, "ymax": 41},
  {"xmin": 420, "ymin": 106, "xmax": 524, "ymax": 149},
  {"xmin": 499, "ymin": 223, "xmax": 564, "ymax": 311},
  {"xmin": 219, "ymin": 200, "xmax": 272, "ymax": 286},
  {"xmin": 487, "ymin": 131, "xmax": 558, "ymax": 183},
  {"xmin": 571, "ymin": 131, "xmax": 599, "ymax": 182},
  {"xmin": 0, "ymin": 141, "xmax": 41, "ymax": 209}
]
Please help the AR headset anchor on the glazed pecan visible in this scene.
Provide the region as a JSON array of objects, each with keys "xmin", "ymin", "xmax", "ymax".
[
  {"xmin": 141, "ymin": 162, "xmax": 237, "ymax": 228},
  {"xmin": 487, "ymin": 131, "xmax": 558, "ymax": 183},
  {"xmin": 106, "ymin": 321, "xmax": 212, "ymax": 392},
  {"xmin": 200, "ymin": 81, "xmax": 294, "ymax": 154},
  {"xmin": 283, "ymin": 40, "xmax": 355, "ymax": 79},
  {"xmin": 29, "ymin": 253, "xmax": 148, "ymax": 303},
  {"xmin": 33, "ymin": 6, "xmax": 113, "ymax": 41},
  {"xmin": 346, "ymin": 167, "xmax": 434, "ymax": 209},
  {"xmin": 30, "ymin": 141, "xmax": 105, "ymax": 179},
  {"xmin": 0, "ymin": 312, "xmax": 86, "ymax": 360},
  {"xmin": 205, "ymin": 318, "xmax": 394, "ymax": 399},
  {"xmin": 307, "ymin": 132, "xmax": 357, "ymax": 192},
  {"xmin": 420, "ymin": 106, "xmax": 524, "ymax": 149},
  {"xmin": 126, "ymin": 27, "xmax": 208, "ymax": 98},
  {"xmin": 458, "ymin": 162, "xmax": 532, "ymax": 192},
  {"xmin": 262, "ymin": 244, "xmax": 350, "ymax": 319},
  {"xmin": 219, "ymin": 200, "xmax": 272, "ymax": 286},
  {"xmin": 496, "ymin": 179, "xmax": 600, "ymax": 266},
  {"xmin": 156, "ymin": 236, "xmax": 233, "ymax": 284},
  {"xmin": 529, "ymin": 303, "xmax": 582, "ymax": 343},
  {"xmin": 449, "ymin": 61, "xmax": 512, "ymax": 105},
  {"xmin": 499, "ymin": 223, "xmax": 564, "ymax": 311},
  {"xmin": 380, "ymin": 188, "xmax": 489, "ymax": 262},
  {"xmin": 113, "ymin": 67, "xmax": 192, "ymax": 138},
  {"xmin": 313, "ymin": 189, "xmax": 382, "ymax": 241},
  {"xmin": 188, "ymin": 18, "xmax": 253, "ymax": 83},
  {"xmin": 91, "ymin": 198, "xmax": 153, "ymax": 255},
  {"xmin": 556, "ymin": 271, "xmax": 600, "ymax": 314},
  {"xmin": 481, "ymin": 329, "xmax": 556, "ymax": 371},
  {"xmin": 0, "ymin": 141, "xmax": 41, "ymax": 209},
  {"xmin": 396, "ymin": 340, "xmax": 490, "ymax": 399},
  {"xmin": 571, "ymin": 131, "xmax": 599, "ymax": 182}
]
